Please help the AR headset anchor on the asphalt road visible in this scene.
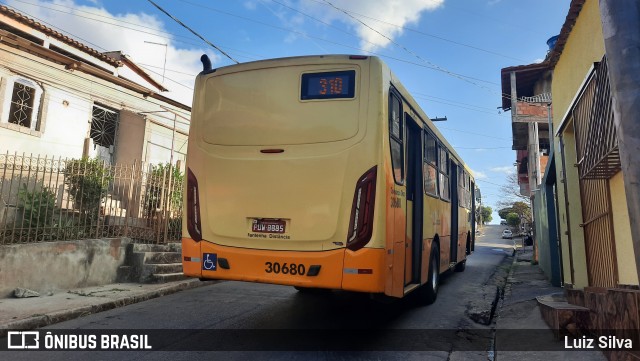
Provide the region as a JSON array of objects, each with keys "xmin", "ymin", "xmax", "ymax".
[{"xmin": 5, "ymin": 224, "xmax": 515, "ymax": 360}]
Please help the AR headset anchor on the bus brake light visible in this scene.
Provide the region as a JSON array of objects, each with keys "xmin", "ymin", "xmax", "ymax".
[
  {"xmin": 346, "ymin": 166, "xmax": 377, "ymax": 251},
  {"xmin": 187, "ymin": 168, "xmax": 203, "ymax": 241}
]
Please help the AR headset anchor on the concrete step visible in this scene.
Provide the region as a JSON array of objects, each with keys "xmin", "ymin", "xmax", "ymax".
[
  {"xmin": 143, "ymin": 263, "xmax": 183, "ymax": 275},
  {"xmin": 152, "ymin": 272, "xmax": 189, "ymax": 283},
  {"xmin": 537, "ymin": 296, "xmax": 590, "ymax": 338},
  {"xmin": 143, "ymin": 251, "xmax": 182, "ymax": 264},
  {"xmin": 167, "ymin": 243, "xmax": 182, "ymax": 253}
]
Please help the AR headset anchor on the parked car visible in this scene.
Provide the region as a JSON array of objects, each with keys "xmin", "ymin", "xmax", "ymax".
[
  {"xmin": 500, "ymin": 220, "xmax": 507, "ymax": 225},
  {"xmin": 502, "ymin": 229, "xmax": 513, "ymax": 239}
]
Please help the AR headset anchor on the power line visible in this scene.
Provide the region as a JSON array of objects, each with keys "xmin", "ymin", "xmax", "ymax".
[
  {"xmin": 11, "ymin": 0, "xmax": 488, "ymax": 91},
  {"xmin": 10, "ymin": 0, "xmax": 515, "ymax": 101},
  {"xmin": 476, "ymin": 179, "xmax": 507, "ymax": 187},
  {"xmin": 454, "ymin": 146, "xmax": 512, "ymax": 150},
  {"xmin": 176, "ymin": 0, "xmax": 500, "ymax": 87},
  {"xmin": 146, "ymin": 0, "xmax": 239, "ymax": 64},
  {"xmin": 436, "ymin": 126, "xmax": 512, "ymax": 141},
  {"xmin": 264, "ymin": 0, "xmax": 384, "ymax": 53},
  {"xmin": 414, "ymin": 92, "xmax": 504, "ymax": 112},
  {"xmin": 1, "ymin": 1, "xmax": 203, "ymax": 95},
  {"xmin": 305, "ymin": 0, "xmax": 528, "ymax": 62},
  {"xmin": 257, "ymin": 0, "xmax": 331, "ymax": 53},
  {"xmin": 0, "ymin": 1, "xmax": 107, "ymax": 52},
  {"xmin": 138, "ymin": 64, "xmax": 194, "ymax": 90},
  {"xmin": 138, "ymin": 63, "xmax": 197, "ymax": 77},
  {"xmin": 413, "ymin": 94, "xmax": 507, "ymax": 116},
  {"xmin": 7, "ymin": 0, "xmax": 268, "ymax": 63},
  {"xmin": 322, "ymin": 0, "xmax": 502, "ymax": 96},
  {"xmin": 8, "ymin": 0, "xmax": 178, "ymax": 43}
]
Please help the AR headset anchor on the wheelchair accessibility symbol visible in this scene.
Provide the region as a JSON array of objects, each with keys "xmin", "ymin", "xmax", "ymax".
[{"xmin": 202, "ymin": 253, "xmax": 217, "ymax": 271}]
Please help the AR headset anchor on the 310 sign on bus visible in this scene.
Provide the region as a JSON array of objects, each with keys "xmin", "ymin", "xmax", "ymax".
[{"xmin": 301, "ymin": 70, "xmax": 355, "ymax": 100}]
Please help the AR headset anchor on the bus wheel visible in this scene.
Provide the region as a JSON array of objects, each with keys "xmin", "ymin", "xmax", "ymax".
[
  {"xmin": 294, "ymin": 286, "xmax": 311, "ymax": 292},
  {"xmin": 418, "ymin": 243, "xmax": 439, "ymax": 305},
  {"xmin": 454, "ymin": 260, "xmax": 466, "ymax": 272}
]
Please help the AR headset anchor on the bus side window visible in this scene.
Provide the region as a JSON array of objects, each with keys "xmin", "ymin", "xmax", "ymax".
[
  {"xmin": 424, "ymin": 131, "xmax": 438, "ymax": 196},
  {"xmin": 438, "ymin": 145, "xmax": 450, "ymax": 201},
  {"xmin": 389, "ymin": 92, "xmax": 404, "ymax": 183},
  {"xmin": 459, "ymin": 168, "xmax": 466, "ymax": 208}
]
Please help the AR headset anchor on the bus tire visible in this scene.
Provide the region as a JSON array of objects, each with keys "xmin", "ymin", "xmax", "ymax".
[
  {"xmin": 454, "ymin": 259, "xmax": 466, "ymax": 272},
  {"xmin": 418, "ymin": 243, "xmax": 439, "ymax": 305}
]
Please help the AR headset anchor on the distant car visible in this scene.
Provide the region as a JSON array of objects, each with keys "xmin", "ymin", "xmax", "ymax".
[
  {"xmin": 502, "ymin": 229, "xmax": 513, "ymax": 239},
  {"xmin": 500, "ymin": 220, "xmax": 507, "ymax": 225}
]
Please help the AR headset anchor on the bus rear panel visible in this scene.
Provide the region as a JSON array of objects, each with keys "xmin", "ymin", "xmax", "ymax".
[{"xmin": 183, "ymin": 56, "xmax": 388, "ymax": 294}]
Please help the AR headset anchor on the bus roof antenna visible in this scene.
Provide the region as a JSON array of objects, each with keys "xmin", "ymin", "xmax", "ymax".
[{"xmin": 201, "ymin": 54, "xmax": 212, "ymax": 73}]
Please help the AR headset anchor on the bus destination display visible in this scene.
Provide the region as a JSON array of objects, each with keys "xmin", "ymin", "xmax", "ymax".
[{"xmin": 301, "ymin": 70, "xmax": 355, "ymax": 100}]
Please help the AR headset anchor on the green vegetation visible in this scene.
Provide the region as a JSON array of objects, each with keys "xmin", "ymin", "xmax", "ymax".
[
  {"xmin": 506, "ymin": 212, "xmax": 521, "ymax": 228},
  {"xmin": 17, "ymin": 183, "xmax": 57, "ymax": 228},
  {"xmin": 498, "ymin": 201, "xmax": 531, "ymax": 228},
  {"xmin": 479, "ymin": 205, "xmax": 493, "ymax": 224},
  {"xmin": 64, "ymin": 157, "xmax": 112, "ymax": 221},
  {"xmin": 144, "ymin": 163, "xmax": 184, "ymax": 218}
]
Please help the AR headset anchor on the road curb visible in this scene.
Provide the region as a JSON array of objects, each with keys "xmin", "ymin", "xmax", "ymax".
[
  {"xmin": 0, "ymin": 279, "xmax": 216, "ymax": 337},
  {"xmin": 489, "ymin": 248, "xmax": 517, "ymax": 359}
]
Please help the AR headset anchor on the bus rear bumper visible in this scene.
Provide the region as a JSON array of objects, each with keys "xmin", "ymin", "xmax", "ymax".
[
  {"xmin": 182, "ymin": 238, "xmax": 387, "ymax": 293},
  {"xmin": 182, "ymin": 238, "xmax": 344, "ymax": 289}
]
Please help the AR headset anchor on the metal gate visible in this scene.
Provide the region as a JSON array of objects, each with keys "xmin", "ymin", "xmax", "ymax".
[{"xmin": 571, "ymin": 56, "xmax": 620, "ymax": 288}]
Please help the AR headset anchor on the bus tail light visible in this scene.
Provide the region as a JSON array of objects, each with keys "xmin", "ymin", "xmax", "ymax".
[
  {"xmin": 346, "ymin": 166, "xmax": 377, "ymax": 251},
  {"xmin": 187, "ymin": 167, "xmax": 203, "ymax": 241}
]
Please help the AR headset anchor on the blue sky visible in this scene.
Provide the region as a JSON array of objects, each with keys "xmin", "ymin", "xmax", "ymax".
[{"xmin": 4, "ymin": 0, "xmax": 570, "ymax": 222}]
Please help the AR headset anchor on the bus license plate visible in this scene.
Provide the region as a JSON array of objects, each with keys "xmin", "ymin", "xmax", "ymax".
[{"xmin": 252, "ymin": 219, "xmax": 286, "ymax": 234}]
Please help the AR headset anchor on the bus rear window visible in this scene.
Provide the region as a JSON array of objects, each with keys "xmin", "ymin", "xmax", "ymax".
[{"xmin": 301, "ymin": 70, "xmax": 355, "ymax": 100}]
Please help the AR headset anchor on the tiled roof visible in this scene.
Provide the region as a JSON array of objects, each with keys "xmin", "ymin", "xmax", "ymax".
[{"xmin": 0, "ymin": 5, "xmax": 122, "ymax": 67}]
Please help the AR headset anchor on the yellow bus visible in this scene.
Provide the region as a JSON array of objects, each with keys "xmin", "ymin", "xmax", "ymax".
[{"xmin": 182, "ymin": 55, "xmax": 476, "ymax": 304}]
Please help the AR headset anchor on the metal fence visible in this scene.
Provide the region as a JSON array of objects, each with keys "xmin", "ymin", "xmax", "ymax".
[
  {"xmin": 0, "ymin": 151, "xmax": 183, "ymax": 245},
  {"xmin": 571, "ymin": 55, "xmax": 619, "ymax": 288}
]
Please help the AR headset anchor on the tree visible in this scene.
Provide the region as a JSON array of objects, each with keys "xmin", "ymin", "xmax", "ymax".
[
  {"xmin": 511, "ymin": 201, "xmax": 532, "ymax": 224},
  {"xmin": 506, "ymin": 212, "xmax": 521, "ymax": 228},
  {"xmin": 480, "ymin": 206, "xmax": 493, "ymax": 224},
  {"xmin": 498, "ymin": 207, "xmax": 513, "ymax": 220},
  {"xmin": 496, "ymin": 172, "xmax": 530, "ymax": 210}
]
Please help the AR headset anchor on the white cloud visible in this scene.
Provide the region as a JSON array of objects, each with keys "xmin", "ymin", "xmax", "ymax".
[
  {"xmin": 471, "ymin": 170, "xmax": 487, "ymax": 179},
  {"xmin": 6, "ymin": 0, "xmax": 214, "ymax": 106},
  {"xmin": 295, "ymin": 0, "xmax": 445, "ymax": 52},
  {"xmin": 490, "ymin": 166, "xmax": 516, "ymax": 174},
  {"xmin": 243, "ymin": 1, "xmax": 258, "ymax": 11}
]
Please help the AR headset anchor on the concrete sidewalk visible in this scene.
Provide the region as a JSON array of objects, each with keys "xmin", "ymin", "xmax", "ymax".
[
  {"xmin": 0, "ymin": 279, "xmax": 214, "ymax": 337},
  {"xmin": 494, "ymin": 247, "xmax": 606, "ymax": 360}
]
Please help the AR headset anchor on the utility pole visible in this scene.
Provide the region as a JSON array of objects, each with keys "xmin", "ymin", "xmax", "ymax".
[{"xmin": 600, "ymin": 0, "xmax": 640, "ymax": 282}]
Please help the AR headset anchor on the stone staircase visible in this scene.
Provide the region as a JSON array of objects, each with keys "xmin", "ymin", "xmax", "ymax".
[{"xmin": 117, "ymin": 243, "xmax": 188, "ymax": 283}]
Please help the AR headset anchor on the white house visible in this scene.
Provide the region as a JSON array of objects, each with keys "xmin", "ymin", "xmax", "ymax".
[{"xmin": 0, "ymin": 5, "xmax": 190, "ymax": 166}]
